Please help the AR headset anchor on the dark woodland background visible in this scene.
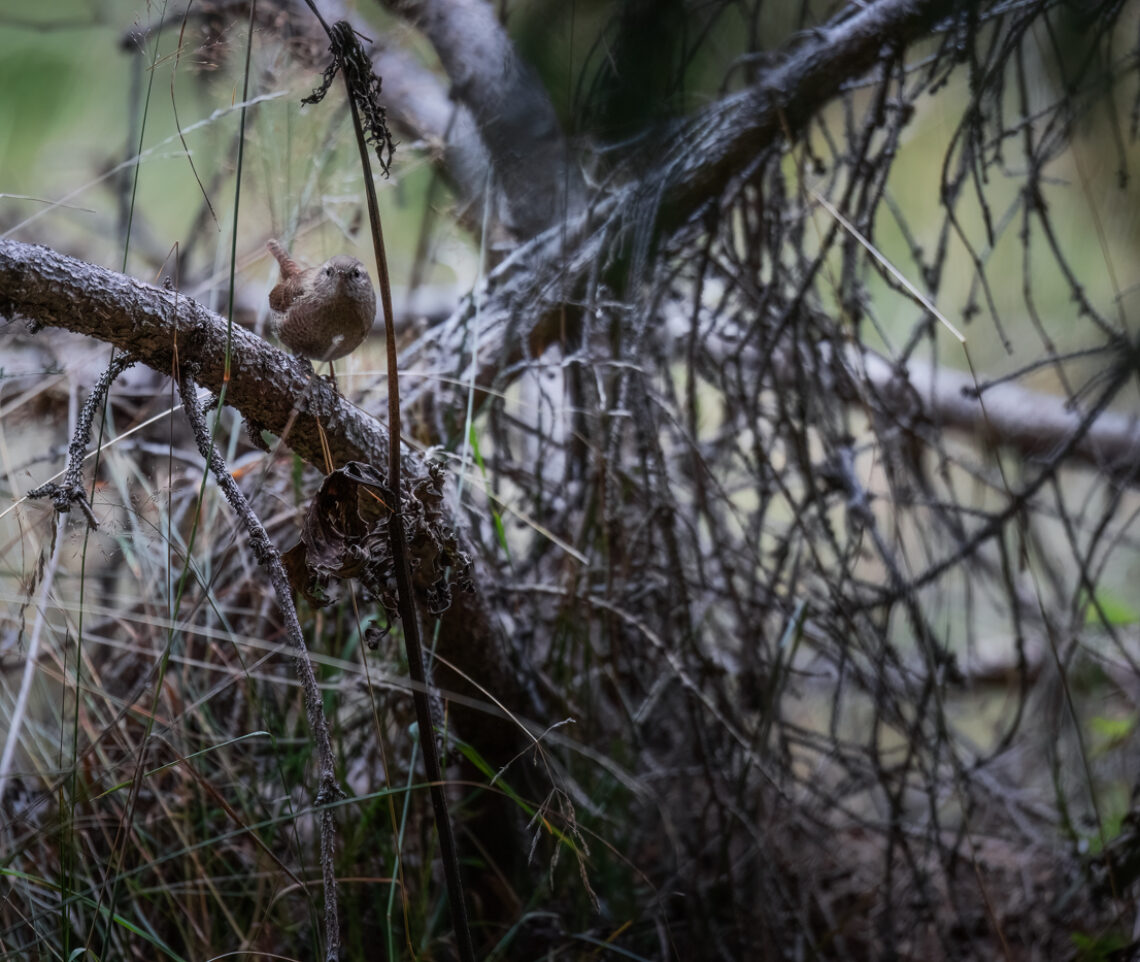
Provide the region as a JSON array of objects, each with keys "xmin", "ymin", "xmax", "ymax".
[{"xmin": 3, "ymin": 0, "xmax": 1140, "ymax": 959}]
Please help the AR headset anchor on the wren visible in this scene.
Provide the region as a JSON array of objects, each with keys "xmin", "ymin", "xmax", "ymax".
[{"xmin": 266, "ymin": 238, "xmax": 377, "ymax": 365}]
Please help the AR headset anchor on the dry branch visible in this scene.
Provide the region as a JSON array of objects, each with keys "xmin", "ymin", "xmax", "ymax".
[{"xmin": 379, "ymin": 0, "xmax": 585, "ymax": 238}]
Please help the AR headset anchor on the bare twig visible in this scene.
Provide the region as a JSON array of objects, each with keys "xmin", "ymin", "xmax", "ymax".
[{"xmin": 177, "ymin": 369, "xmax": 345, "ymax": 962}]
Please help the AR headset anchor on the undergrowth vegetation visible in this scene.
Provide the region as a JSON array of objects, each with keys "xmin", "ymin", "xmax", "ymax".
[{"xmin": 4, "ymin": 1, "xmax": 1140, "ymax": 960}]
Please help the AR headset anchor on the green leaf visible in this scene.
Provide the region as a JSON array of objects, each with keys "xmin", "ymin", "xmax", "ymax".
[
  {"xmin": 1081, "ymin": 588, "xmax": 1140, "ymax": 627},
  {"xmin": 1089, "ymin": 714, "xmax": 1137, "ymax": 756}
]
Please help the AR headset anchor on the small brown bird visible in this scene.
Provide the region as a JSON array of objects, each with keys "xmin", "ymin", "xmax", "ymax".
[{"xmin": 266, "ymin": 238, "xmax": 376, "ymax": 368}]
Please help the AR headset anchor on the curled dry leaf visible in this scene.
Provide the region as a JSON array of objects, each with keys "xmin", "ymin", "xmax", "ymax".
[{"xmin": 282, "ymin": 460, "xmax": 473, "ymax": 617}]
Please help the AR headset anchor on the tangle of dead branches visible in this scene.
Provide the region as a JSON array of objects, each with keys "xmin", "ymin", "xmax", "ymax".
[{"xmin": 6, "ymin": 1, "xmax": 1140, "ymax": 958}]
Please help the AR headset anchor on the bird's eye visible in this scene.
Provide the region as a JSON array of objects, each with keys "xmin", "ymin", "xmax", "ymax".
[{"xmin": 351, "ymin": 268, "xmax": 360, "ymax": 278}]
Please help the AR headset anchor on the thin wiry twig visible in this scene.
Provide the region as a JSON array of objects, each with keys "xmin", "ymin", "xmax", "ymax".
[{"xmin": 178, "ymin": 371, "xmax": 345, "ymax": 962}]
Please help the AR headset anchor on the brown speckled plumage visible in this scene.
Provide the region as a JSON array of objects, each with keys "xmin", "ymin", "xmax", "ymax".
[{"xmin": 266, "ymin": 238, "xmax": 376, "ymax": 363}]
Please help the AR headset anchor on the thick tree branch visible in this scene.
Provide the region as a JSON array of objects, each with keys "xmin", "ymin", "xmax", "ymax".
[
  {"xmin": 651, "ymin": 0, "xmax": 969, "ymax": 231},
  {"xmin": 858, "ymin": 350, "xmax": 1140, "ymax": 473},
  {"xmin": 0, "ymin": 239, "xmax": 385, "ymax": 470},
  {"xmin": 379, "ymin": 0, "xmax": 585, "ymax": 238}
]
